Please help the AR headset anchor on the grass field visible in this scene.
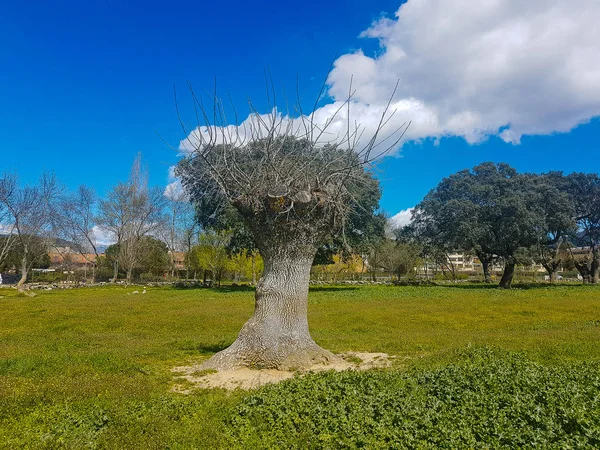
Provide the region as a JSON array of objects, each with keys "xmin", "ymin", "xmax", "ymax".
[{"xmin": 1, "ymin": 284, "xmax": 599, "ymax": 448}]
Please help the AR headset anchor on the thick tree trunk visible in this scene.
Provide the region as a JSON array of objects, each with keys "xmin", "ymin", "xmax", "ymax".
[
  {"xmin": 499, "ymin": 260, "xmax": 515, "ymax": 289},
  {"xmin": 201, "ymin": 247, "xmax": 338, "ymax": 370}
]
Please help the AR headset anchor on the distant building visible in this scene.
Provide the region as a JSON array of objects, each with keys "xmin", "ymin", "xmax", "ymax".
[
  {"xmin": 169, "ymin": 251, "xmax": 186, "ymax": 271},
  {"xmin": 49, "ymin": 246, "xmax": 99, "ymax": 268}
]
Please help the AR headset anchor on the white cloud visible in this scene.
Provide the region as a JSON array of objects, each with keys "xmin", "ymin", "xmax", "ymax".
[
  {"xmin": 177, "ymin": 0, "xmax": 600, "ymax": 179},
  {"xmin": 164, "ymin": 166, "xmax": 187, "ymax": 201},
  {"xmin": 389, "ymin": 208, "xmax": 414, "ymax": 229},
  {"xmin": 179, "ymin": 104, "xmax": 413, "ymax": 159},
  {"xmin": 328, "ymin": 0, "xmax": 600, "ymax": 145},
  {"xmin": 92, "ymin": 226, "xmax": 115, "ymax": 248},
  {"xmin": 0, "ymin": 223, "xmax": 15, "ymax": 235},
  {"xmin": 164, "ymin": 180, "xmax": 185, "ymax": 200}
]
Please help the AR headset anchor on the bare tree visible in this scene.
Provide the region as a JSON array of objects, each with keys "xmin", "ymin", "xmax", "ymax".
[
  {"xmin": 98, "ymin": 154, "xmax": 166, "ymax": 283},
  {"xmin": 159, "ymin": 184, "xmax": 198, "ymax": 278},
  {"xmin": 56, "ymin": 185, "xmax": 100, "ymax": 281},
  {"xmin": 368, "ymin": 239, "xmax": 419, "ymax": 281},
  {"xmin": 0, "ymin": 173, "xmax": 60, "ymax": 291},
  {"xmin": 175, "ymin": 77, "xmax": 409, "ymax": 370},
  {"xmin": 0, "ymin": 180, "xmax": 17, "ymax": 268}
]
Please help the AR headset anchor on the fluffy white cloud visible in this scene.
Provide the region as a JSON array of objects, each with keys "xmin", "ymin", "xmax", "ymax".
[
  {"xmin": 328, "ymin": 0, "xmax": 600, "ymax": 145},
  {"xmin": 180, "ymin": 0, "xmax": 600, "ymax": 157},
  {"xmin": 389, "ymin": 208, "xmax": 414, "ymax": 229},
  {"xmin": 164, "ymin": 180, "xmax": 184, "ymax": 200}
]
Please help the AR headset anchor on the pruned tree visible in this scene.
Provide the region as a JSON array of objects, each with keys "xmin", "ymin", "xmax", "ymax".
[
  {"xmin": 98, "ymin": 154, "xmax": 166, "ymax": 283},
  {"xmin": 0, "ymin": 173, "xmax": 60, "ymax": 290},
  {"xmin": 175, "ymin": 78, "xmax": 409, "ymax": 370}
]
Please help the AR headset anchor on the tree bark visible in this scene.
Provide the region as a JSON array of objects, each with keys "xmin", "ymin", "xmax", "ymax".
[
  {"xmin": 574, "ymin": 260, "xmax": 592, "ymax": 284},
  {"xmin": 542, "ymin": 262, "xmax": 556, "ymax": 283},
  {"xmin": 481, "ymin": 258, "xmax": 492, "ymax": 283},
  {"xmin": 251, "ymin": 251, "xmax": 257, "ymax": 285},
  {"xmin": 476, "ymin": 251, "xmax": 494, "ymax": 283},
  {"xmin": 200, "ymin": 246, "xmax": 337, "ymax": 370},
  {"xmin": 16, "ymin": 252, "xmax": 28, "ymax": 292},
  {"xmin": 112, "ymin": 260, "xmax": 119, "ymax": 283},
  {"xmin": 592, "ymin": 259, "xmax": 599, "ymax": 284},
  {"xmin": 499, "ymin": 259, "xmax": 515, "ymax": 289}
]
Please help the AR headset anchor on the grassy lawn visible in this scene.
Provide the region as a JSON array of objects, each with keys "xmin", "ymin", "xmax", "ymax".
[{"xmin": 1, "ymin": 284, "xmax": 599, "ymax": 448}]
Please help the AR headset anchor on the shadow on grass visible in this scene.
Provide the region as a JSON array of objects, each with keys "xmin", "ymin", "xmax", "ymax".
[
  {"xmin": 172, "ymin": 283, "xmax": 255, "ymax": 292},
  {"xmin": 197, "ymin": 343, "xmax": 231, "ymax": 355},
  {"xmin": 442, "ymin": 282, "xmax": 584, "ymax": 290},
  {"xmin": 309, "ymin": 286, "xmax": 360, "ymax": 292},
  {"xmin": 210, "ymin": 285, "xmax": 255, "ymax": 293}
]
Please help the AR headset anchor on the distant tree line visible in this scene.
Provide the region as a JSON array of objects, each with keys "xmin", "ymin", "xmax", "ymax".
[
  {"xmin": 1, "ymin": 158, "xmax": 598, "ymax": 290},
  {"xmin": 0, "ymin": 154, "xmax": 261, "ymax": 289}
]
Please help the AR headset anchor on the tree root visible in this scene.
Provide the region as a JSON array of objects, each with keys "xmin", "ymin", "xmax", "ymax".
[{"xmin": 199, "ymin": 341, "xmax": 341, "ymax": 371}]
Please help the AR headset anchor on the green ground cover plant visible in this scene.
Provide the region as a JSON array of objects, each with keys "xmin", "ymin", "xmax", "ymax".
[
  {"xmin": 0, "ymin": 284, "xmax": 599, "ymax": 448},
  {"xmin": 228, "ymin": 347, "xmax": 600, "ymax": 449}
]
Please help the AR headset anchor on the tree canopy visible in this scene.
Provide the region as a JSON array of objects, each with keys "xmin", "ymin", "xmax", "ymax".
[{"xmin": 409, "ymin": 162, "xmax": 578, "ymax": 288}]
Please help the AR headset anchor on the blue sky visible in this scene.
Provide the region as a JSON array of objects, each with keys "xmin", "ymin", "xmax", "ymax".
[{"xmin": 2, "ymin": 0, "xmax": 599, "ymax": 223}]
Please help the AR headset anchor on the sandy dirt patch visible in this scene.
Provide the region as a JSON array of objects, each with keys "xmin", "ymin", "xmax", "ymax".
[{"xmin": 171, "ymin": 352, "xmax": 394, "ymax": 392}]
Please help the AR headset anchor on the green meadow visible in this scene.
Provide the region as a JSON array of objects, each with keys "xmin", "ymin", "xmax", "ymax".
[{"xmin": 1, "ymin": 284, "xmax": 599, "ymax": 448}]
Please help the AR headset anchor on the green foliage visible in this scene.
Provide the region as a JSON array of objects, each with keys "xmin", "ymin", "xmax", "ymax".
[
  {"xmin": 227, "ymin": 347, "xmax": 600, "ymax": 449},
  {"xmin": 28, "ymin": 270, "xmax": 67, "ymax": 283},
  {"xmin": 137, "ymin": 236, "xmax": 169, "ymax": 276},
  {"xmin": 564, "ymin": 172, "xmax": 600, "ymax": 281},
  {"xmin": 409, "ymin": 163, "xmax": 581, "ymax": 287},
  {"xmin": 1, "ymin": 284, "xmax": 599, "ymax": 448},
  {"xmin": 102, "ymin": 236, "xmax": 169, "ymax": 281}
]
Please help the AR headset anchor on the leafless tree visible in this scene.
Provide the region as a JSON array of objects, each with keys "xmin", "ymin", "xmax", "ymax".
[
  {"xmin": 175, "ymin": 77, "xmax": 410, "ymax": 370},
  {"xmin": 0, "ymin": 181, "xmax": 17, "ymax": 268},
  {"xmin": 98, "ymin": 154, "xmax": 166, "ymax": 283},
  {"xmin": 0, "ymin": 173, "xmax": 60, "ymax": 291},
  {"xmin": 55, "ymin": 185, "xmax": 100, "ymax": 281},
  {"xmin": 159, "ymin": 185, "xmax": 198, "ymax": 278}
]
